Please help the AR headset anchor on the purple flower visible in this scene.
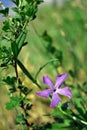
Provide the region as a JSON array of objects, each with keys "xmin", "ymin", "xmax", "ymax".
[{"xmin": 36, "ymin": 74, "xmax": 72, "ymax": 107}]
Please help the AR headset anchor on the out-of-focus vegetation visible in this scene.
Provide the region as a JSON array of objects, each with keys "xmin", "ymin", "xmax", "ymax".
[
  {"xmin": 27, "ymin": 0, "xmax": 87, "ymax": 81},
  {"xmin": 0, "ymin": 0, "xmax": 87, "ymax": 129}
]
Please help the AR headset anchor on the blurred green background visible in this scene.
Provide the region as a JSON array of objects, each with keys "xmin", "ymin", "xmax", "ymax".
[{"xmin": 0, "ymin": 0, "xmax": 87, "ymax": 129}]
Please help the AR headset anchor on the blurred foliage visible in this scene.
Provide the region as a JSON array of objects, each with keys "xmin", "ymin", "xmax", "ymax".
[
  {"xmin": 27, "ymin": 0, "xmax": 87, "ymax": 81},
  {"xmin": 25, "ymin": 0, "xmax": 87, "ymax": 129}
]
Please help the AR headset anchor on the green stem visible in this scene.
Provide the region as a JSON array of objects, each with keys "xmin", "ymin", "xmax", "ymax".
[
  {"xmin": 14, "ymin": 60, "xmax": 18, "ymax": 79},
  {"xmin": 14, "ymin": 60, "xmax": 30, "ymax": 128},
  {"xmin": 22, "ymin": 20, "xmax": 28, "ymax": 30},
  {"xmin": 58, "ymin": 106, "xmax": 87, "ymax": 126},
  {"xmin": 35, "ymin": 58, "xmax": 59, "ymax": 80}
]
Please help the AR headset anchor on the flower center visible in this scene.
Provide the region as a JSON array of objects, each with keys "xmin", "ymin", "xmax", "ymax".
[{"xmin": 53, "ymin": 88, "xmax": 56, "ymax": 92}]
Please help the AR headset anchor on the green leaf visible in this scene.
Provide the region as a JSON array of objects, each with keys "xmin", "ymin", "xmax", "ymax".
[
  {"xmin": 6, "ymin": 96, "xmax": 23, "ymax": 110},
  {"xmin": 2, "ymin": 21, "xmax": 10, "ymax": 31},
  {"xmin": 42, "ymin": 30, "xmax": 53, "ymax": 46},
  {"xmin": 23, "ymin": 4, "xmax": 37, "ymax": 20},
  {"xmin": 11, "ymin": 0, "xmax": 16, "ymax": 5},
  {"xmin": 51, "ymin": 109, "xmax": 63, "ymax": 117},
  {"xmin": 2, "ymin": 76, "xmax": 17, "ymax": 93},
  {"xmin": 23, "ymin": 98, "xmax": 29, "ymax": 105},
  {"xmin": 16, "ymin": 30, "xmax": 27, "ymax": 53},
  {"xmin": 11, "ymin": 0, "xmax": 20, "ymax": 6},
  {"xmin": 1, "ymin": 57, "xmax": 10, "ymax": 67},
  {"xmin": 54, "ymin": 49, "xmax": 63, "ymax": 64},
  {"xmin": 11, "ymin": 41, "xmax": 19, "ymax": 58},
  {"xmin": 21, "ymin": 86, "xmax": 29, "ymax": 95},
  {"xmin": 17, "ymin": 59, "xmax": 41, "ymax": 88},
  {"xmin": 3, "ymin": 76, "xmax": 16, "ymax": 85},
  {"xmin": 25, "ymin": 0, "xmax": 33, "ymax": 3},
  {"xmin": 12, "ymin": 7, "xmax": 19, "ymax": 13},
  {"xmin": 0, "ymin": 46, "xmax": 12, "ymax": 67},
  {"xmin": 16, "ymin": 0, "xmax": 20, "ymax": 6},
  {"xmin": 73, "ymin": 98, "xmax": 86, "ymax": 120},
  {"xmin": 17, "ymin": 59, "xmax": 35, "ymax": 82},
  {"xmin": 82, "ymin": 82, "xmax": 87, "ymax": 92},
  {"xmin": 25, "ymin": 0, "xmax": 43, "ymax": 4},
  {"xmin": 15, "ymin": 113, "xmax": 25, "ymax": 124},
  {"xmin": 26, "ymin": 103, "xmax": 32, "ymax": 110},
  {"xmin": 11, "ymin": 30, "xmax": 27, "ymax": 58},
  {"xmin": 0, "ymin": 8, "xmax": 9, "ymax": 16}
]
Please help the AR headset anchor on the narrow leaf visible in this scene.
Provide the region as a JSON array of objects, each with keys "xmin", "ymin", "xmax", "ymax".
[
  {"xmin": 35, "ymin": 59, "xmax": 59, "ymax": 80},
  {"xmin": 16, "ymin": 30, "xmax": 27, "ymax": 52},
  {"xmin": 17, "ymin": 59, "xmax": 41, "ymax": 89},
  {"xmin": 11, "ymin": 41, "xmax": 19, "ymax": 58},
  {"xmin": 17, "ymin": 59, "xmax": 35, "ymax": 82},
  {"xmin": 0, "ymin": 8, "xmax": 9, "ymax": 16}
]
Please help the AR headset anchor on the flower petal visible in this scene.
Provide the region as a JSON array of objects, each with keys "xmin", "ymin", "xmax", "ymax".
[
  {"xmin": 56, "ymin": 87, "xmax": 72, "ymax": 98},
  {"xmin": 43, "ymin": 75, "xmax": 54, "ymax": 89},
  {"xmin": 50, "ymin": 93, "xmax": 61, "ymax": 107},
  {"xmin": 36, "ymin": 89, "xmax": 52, "ymax": 98},
  {"xmin": 55, "ymin": 73, "xmax": 68, "ymax": 88}
]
